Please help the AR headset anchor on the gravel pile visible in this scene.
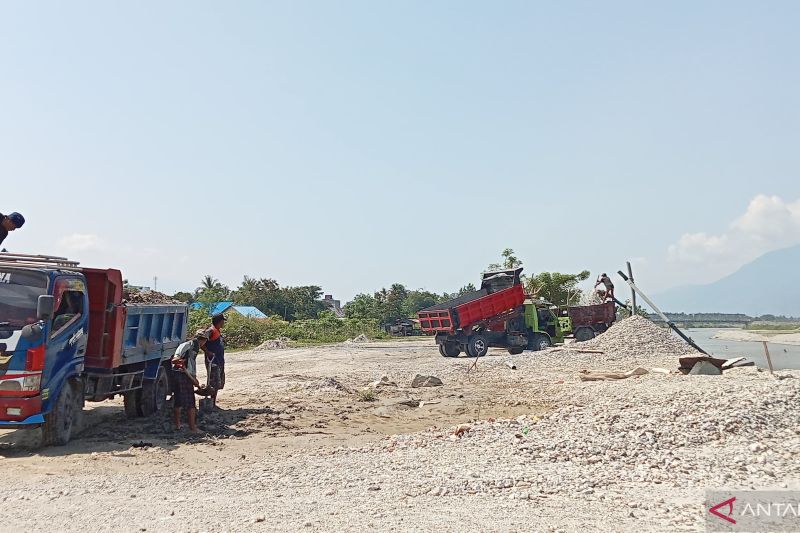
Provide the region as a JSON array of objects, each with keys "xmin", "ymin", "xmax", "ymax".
[
  {"xmin": 345, "ymin": 334, "xmax": 371, "ymax": 344},
  {"xmin": 375, "ymin": 368, "xmax": 799, "ymax": 500},
  {"xmin": 253, "ymin": 337, "xmax": 290, "ymax": 351},
  {"xmin": 122, "ymin": 289, "xmax": 182, "ymax": 305},
  {"xmin": 578, "ymin": 315, "xmax": 698, "ymax": 360}
]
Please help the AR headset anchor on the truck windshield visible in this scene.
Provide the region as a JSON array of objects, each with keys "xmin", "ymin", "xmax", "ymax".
[{"xmin": 0, "ymin": 269, "xmax": 48, "ymax": 329}]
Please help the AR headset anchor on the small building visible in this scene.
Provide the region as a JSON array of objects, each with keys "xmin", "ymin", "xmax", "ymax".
[
  {"xmin": 323, "ymin": 294, "xmax": 345, "ymax": 318},
  {"xmin": 190, "ymin": 301, "xmax": 268, "ymax": 319}
]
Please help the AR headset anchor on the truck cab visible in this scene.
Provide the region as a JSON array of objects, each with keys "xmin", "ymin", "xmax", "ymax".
[
  {"xmin": 0, "ymin": 259, "xmax": 87, "ymax": 439},
  {"xmin": 0, "ymin": 254, "xmax": 187, "ymax": 445}
]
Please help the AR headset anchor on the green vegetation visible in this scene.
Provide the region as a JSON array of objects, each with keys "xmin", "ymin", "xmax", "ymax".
[
  {"xmin": 355, "ymin": 389, "xmax": 378, "ymax": 402},
  {"xmin": 486, "ymin": 248, "xmax": 591, "ymax": 306},
  {"xmin": 187, "ymin": 308, "xmax": 386, "ymax": 349},
  {"xmin": 745, "ymin": 322, "xmax": 800, "ymax": 331}
]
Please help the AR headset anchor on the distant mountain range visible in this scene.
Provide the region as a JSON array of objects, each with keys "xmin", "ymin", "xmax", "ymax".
[{"xmin": 652, "ymin": 245, "xmax": 800, "ymax": 317}]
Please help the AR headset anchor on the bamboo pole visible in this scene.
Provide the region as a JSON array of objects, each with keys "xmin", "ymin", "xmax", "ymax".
[
  {"xmin": 626, "ymin": 261, "xmax": 636, "ymax": 313},
  {"xmin": 762, "ymin": 341, "xmax": 774, "ymax": 374}
]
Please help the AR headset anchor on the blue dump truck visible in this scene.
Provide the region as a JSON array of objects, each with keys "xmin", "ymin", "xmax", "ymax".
[{"xmin": 0, "ymin": 254, "xmax": 187, "ymax": 445}]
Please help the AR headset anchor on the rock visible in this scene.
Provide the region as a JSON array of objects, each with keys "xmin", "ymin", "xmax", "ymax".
[
  {"xmin": 689, "ymin": 361, "xmax": 722, "ymax": 376},
  {"xmin": 370, "ymin": 376, "xmax": 398, "ymax": 388},
  {"xmin": 411, "ymin": 374, "xmax": 443, "ymax": 388}
]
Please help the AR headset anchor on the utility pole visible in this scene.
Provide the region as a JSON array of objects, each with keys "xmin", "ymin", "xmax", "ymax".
[{"xmin": 153, "ymin": 276, "xmax": 158, "ymax": 292}]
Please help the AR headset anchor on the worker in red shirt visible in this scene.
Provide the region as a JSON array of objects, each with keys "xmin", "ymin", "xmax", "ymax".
[{"xmin": 201, "ymin": 314, "xmax": 226, "ymax": 408}]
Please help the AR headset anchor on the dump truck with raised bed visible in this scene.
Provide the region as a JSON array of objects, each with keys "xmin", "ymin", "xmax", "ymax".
[
  {"xmin": 0, "ymin": 254, "xmax": 187, "ymax": 445},
  {"xmin": 418, "ymin": 268, "xmax": 616, "ymax": 358}
]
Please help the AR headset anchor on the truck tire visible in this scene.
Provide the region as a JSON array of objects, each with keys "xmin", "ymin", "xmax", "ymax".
[
  {"xmin": 439, "ymin": 343, "xmax": 461, "ymax": 358},
  {"xmin": 507, "ymin": 347, "xmax": 524, "ymax": 355},
  {"xmin": 532, "ymin": 333, "xmax": 552, "ymax": 351},
  {"xmin": 574, "ymin": 326, "xmax": 596, "ymax": 342},
  {"xmin": 43, "ymin": 381, "xmax": 82, "ymax": 446},
  {"xmin": 123, "ymin": 390, "xmax": 142, "ymax": 418},
  {"xmin": 466, "ymin": 335, "xmax": 488, "ymax": 358},
  {"xmin": 140, "ymin": 366, "xmax": 169, "ymax": 417}
]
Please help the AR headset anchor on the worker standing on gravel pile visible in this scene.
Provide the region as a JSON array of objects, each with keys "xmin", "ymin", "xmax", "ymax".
[
  {"xmin": 202, "ymin": 314, "xmax": 227, "ymax": 408},
  {"xmin": 594, "ymin": 273, "xmax": 615, "ymax": 302},
  {"xmin": 172, "ymin": 329, "xmax": 209, "ymax": 433},
  {"xmin": 0, "ymin": 211, "xmax": 25, "ymax": 248}
]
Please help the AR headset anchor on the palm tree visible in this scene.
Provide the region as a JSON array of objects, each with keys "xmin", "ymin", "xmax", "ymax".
[{"xmin": 200, "ymin": 275, "xmax": 220, "ymax": 290}]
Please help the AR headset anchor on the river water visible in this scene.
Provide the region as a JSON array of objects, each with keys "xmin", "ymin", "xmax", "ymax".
[{"xmin": 683, "ymin": 328, "xmax": 800, "ymax": 370}]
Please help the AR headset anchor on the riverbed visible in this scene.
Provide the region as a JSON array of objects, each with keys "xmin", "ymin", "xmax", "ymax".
[{"xmin": 684, "ymin": 328, "xmax": 800, "ymax": 370}]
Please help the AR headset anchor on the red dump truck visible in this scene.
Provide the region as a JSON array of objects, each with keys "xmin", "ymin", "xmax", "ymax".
[{"xmin": 418, "ymin": 268, "xmax": 617, "ymax": 358}]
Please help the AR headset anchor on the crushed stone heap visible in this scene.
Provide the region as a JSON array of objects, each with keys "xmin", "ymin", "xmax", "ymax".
[{"xmin": 578, "ymin": 315, "xmax": 699, "ymax": 359}]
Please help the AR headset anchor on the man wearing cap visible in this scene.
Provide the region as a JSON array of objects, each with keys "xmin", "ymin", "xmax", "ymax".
[
  {"xmin": 171, "ymin": 329, "xmax": 208, "ymax": 433},
  {"xmin": 0, "ymin": 212, "xmax": 25, "ymax": 248},
  {"xmin": 202, "ymin": 314, "xmax": 226, "ymax": 408}
]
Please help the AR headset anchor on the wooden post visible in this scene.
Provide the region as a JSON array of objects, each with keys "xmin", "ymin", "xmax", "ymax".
[
  {"xmin": 762, "ymin": 341, "xmax": 774, "ymax": 374},
  {"xmin": 626, "ymin": 261, "xmax": 636, "ymax": 314}
]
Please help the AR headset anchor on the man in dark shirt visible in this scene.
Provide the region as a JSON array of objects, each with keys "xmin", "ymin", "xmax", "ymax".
[
  {"xmin": 594, "ymin": 273, "xmax": 615, "ymax": 302},
  {"xmin": 0, "ymin": 212, "xmax": 25, "ymax": 248}
]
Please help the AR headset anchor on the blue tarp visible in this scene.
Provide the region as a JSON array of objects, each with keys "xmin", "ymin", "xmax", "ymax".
[
  {"xmin": 190, "ymin": 301, "xmax": 267, "ymax": 319},
  {"xmin": 232, "ymin": 306, "xmax": 268, "ymax": 319},
  {"xmin": 190, "ymin": 301, "xmax": 234, "ymax": 316}
]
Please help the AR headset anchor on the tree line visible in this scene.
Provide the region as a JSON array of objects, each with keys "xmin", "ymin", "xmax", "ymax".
[{"xmin": 173, "ymin": 248, "xmax": 595, "ymax": 324}]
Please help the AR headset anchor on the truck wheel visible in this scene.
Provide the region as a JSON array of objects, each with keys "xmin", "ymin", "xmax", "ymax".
[
  {"xmin": 574, "ymin": 327, "xmax": 596, "ymax": 342},
  {"xmin": 123, "ymin": 390, "xmax": 142, "ymax": 418},
  {"xmin": 466, "ymin": 335, "xmax": 488, "ymax": 357},
  {"xmin": 532, "ymin": 334, "xmax": 552, "ymax": 351},
  {"xmin": 507, "ymin": 347, "xmax": 524, "ymax": 355},
  {"xmin": 439, "ymin": 343, "xmax": 461, "ymax": 357},
  {"xmin": 43, "ymin": 381, "xmax": 82, "ymax": 446},
  {"xmin": 140, "ymin": 366, "xmax": 169, "ymax": 417}
]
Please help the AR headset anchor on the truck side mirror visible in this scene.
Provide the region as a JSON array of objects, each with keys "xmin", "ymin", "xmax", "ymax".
[{"xmin": 37, "ymin": 295, "xmax": 55, "ymax": 321}]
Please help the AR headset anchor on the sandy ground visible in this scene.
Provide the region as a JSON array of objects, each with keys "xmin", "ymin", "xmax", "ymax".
[
  {"xmin": 713, "ymin": 329, "xmax": 800, "ymax": 345},
  {"xmin": 0, "ymin": 338, "xmax": 797, "ymax": 532}
]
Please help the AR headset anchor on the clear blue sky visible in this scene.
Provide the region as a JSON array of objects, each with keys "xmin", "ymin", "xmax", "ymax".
[{"xmin": 3, "ymin": 1, "xmax": 799, "ymax": 301}]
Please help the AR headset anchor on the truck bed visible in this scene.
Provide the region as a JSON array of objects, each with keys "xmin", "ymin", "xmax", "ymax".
[
  {"xmin": 83, "ymin": 268, "xmax": 188, "ymax": 371},
  {"xmin": 567, "ymin": 301, "xmax": 616, "ymax": 328},
  {"xmin": 418, "ymin": 284, "xmax": 525, "ymax": 334}
]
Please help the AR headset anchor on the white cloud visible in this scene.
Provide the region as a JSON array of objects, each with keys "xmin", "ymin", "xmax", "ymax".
[
  {"xmin": 56, "ymin": 233, "xmax": 102, "ymax": 252},
  {"xmin": 668, "ymin": 194, "xmax": 800, "ymax": 275}
]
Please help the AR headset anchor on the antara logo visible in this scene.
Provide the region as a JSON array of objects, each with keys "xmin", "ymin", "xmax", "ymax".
[
  {"xmin": 709, "ymin": 496, "xmax": 737, "ymax": 524},
  {"xmin": 0, "ymin": 272, "xmax": 10, "ymax": 284}
]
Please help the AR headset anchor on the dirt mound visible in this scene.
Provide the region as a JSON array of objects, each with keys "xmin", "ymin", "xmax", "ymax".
[
  {"xmin": 254, "ymin": 338, "xmax": 290, "ymax": 351},
  {"xmin": 345, "ymin": 334, "xmax": 370, "ymax": 344},
  {"xmin": 579, "ymin": 315, "xmax": 698, "ymax": 359},
  {"xmin": 122, "ymin": 289, "xmax": 182, "ymax": 305},
  {"xmin": 302, "ymin": 377, "xmax": 350, "ymax": 393}
]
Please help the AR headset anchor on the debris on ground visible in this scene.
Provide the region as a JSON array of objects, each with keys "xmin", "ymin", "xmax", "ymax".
[
  {"xmin": 345, "ymin": 334, "xmax": 370, "ymax": 344},
  {"xmin": 370, "ymin": 376, "xmax": 398, "ymax": 388},
  {"xmin": 578, "ymin": 367, "xmax": 648, "ymax": 381},
  {"xmin": 411, "ymin": 374, "xmax": 443, "ymax": 388},
  {"xmin": 302, "ymin": 377, "xmax": 350, "ymax": 393}
]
